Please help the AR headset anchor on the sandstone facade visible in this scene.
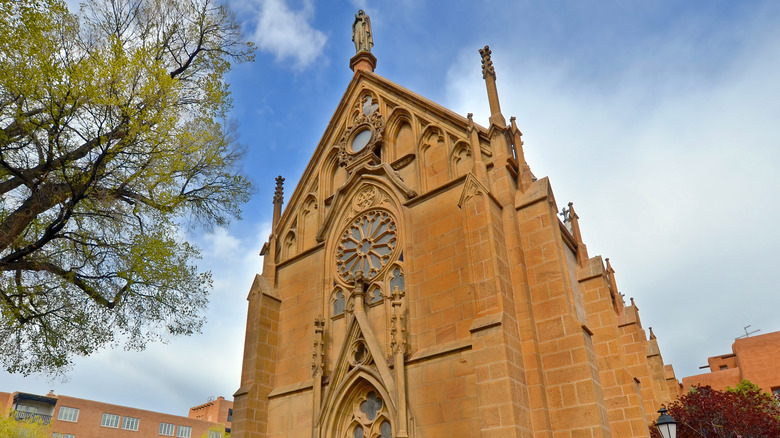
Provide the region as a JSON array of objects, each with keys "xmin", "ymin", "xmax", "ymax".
[{"xmin": 233, "ymin": 40, "xmax": 681, "ymax": 438}]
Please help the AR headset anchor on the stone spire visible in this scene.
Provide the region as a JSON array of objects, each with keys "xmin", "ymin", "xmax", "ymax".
[
  {"xmin": 567, "ymin": 202, "xmax": 589, "ymax": 266},
  {"xmin": 510, "ymin": 116, "xmax": 534, "ymax": 192},
  {"xmin": 479, "ymin": 45, "xmax": 506, "ymax": 128},
  {"xmin": 350, "ymin": 10, "xmax": 377, "ymax": 73},
  {"xmin": 272, "ymin": 175, "xmax": 284, "ymax": 229}
]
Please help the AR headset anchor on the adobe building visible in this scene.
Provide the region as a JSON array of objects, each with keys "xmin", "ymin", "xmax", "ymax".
[
  {"xmin": 233, "ymin": 11, "xmax": 681, "ymax": 438},
  {"xmin": 682, "ymin": 330, "xmax": 780, "ymax": 397},
  {"xmin": 0, "ymin": 390, "xmax": 232, "ymax": 438}
]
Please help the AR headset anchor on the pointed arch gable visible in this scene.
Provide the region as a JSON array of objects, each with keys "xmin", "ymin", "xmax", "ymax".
[
  {"xmin": 417, "ymin": 124, "xmax": 451, "ymax": 191},
  {"xmin": 385, "ymin": 107, "xmax": 416, "ymax": 162},
  {"xmin": 450, "ymin": 139, "xmax": 474, "ymax": 178},
  {"xmin": 316, "ymin": 166, "xmax": 415, "ymax": 244},
  {"xmin": 318, "ymin": 314, "xmax": 397, "ymax": 431},
  {"xmin": 320, "ymin": 371, "xmax": 396, "ymax": 438},
  {"xmin": 299, "ymin": 193, "xmax": 320, "ymax": 250}
]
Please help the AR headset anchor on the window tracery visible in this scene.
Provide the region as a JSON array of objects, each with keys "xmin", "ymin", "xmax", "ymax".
[
  {"xmin": 335, "ymin": 210, "xmax": 397, "ymax": 282},
  {"xmin": 345, "ymin": 389, "xmax": 392, "ymax": 438}
]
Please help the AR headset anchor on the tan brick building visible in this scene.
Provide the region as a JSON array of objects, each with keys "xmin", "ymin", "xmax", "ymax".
[
  {"xmin": 234, "ymin": 13, "xmax": 681, "ymax": 438},
  {"xmin": 682, "ymin": 330, "xmax": 780, "ymax": 396},
  {"xmin": 0, "ymin": 390, "xmax": 231, "ymax": 438}
]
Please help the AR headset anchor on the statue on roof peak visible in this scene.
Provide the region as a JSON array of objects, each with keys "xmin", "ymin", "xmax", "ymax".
[{"xmin": 352, "ymin": 10, "xmax": 373, "ymax": 53}]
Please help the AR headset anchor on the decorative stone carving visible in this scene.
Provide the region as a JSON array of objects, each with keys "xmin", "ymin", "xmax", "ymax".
[
  {"xmin": 335, "ymin": 210, "xmax": 397, "ymax": 283},
  {"xmin": 479, "ymin": 45, "xmax": 496, "ymax": 79},
  {"xmin": 347, "ymin": 388, "xmax": 392, "ymax": 438},
  {"xmin": 312, "ymin": 315, "xmax": 325, "ymax": 376},
  {"xmin": 348, "ymin": 337, "xmax": 371, "ymax": 368},
  {"xmin": 337, "ymin": 95, "xmax": 385, "ymax": 172},
  {"xmin": 352, "ymin": 10, "xmax": 373, "ymax": 53}
]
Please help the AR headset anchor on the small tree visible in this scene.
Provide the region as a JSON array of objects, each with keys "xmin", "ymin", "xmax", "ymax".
[
  {"xmin": 651, "ymin": 381, "xmax": 780, "ymax": 437},
  {"xmin": 0, "ymin": 411, "xmax": 51, "ymax": 438},
  {"xmin": 200, "ymin": 424, "xmax": 229, "ymax": 438}
]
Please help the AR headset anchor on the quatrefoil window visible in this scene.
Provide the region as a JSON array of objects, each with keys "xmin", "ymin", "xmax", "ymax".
[{"xmin": 336, "ymin": 210, "xmax": 397, "ymax": 282}]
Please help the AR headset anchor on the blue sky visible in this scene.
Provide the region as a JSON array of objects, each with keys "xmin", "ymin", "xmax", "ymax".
[{"xmin": 2, "ymin": 0, "xmax": 780, "ymax": 417}]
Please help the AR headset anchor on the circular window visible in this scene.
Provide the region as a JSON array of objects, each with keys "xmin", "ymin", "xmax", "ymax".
[
  {"xmin": 351, "ymin": 129, "xmax": 372, "ymax": 152},
  {"xmin": 336, "ymin": 210, "xmax": 397, "ymax": 282}
]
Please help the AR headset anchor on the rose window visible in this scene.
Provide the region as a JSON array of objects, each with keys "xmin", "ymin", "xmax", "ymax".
[{"xmin": 336, "ymin": 210, "xmax": 397, "ymax": 282}]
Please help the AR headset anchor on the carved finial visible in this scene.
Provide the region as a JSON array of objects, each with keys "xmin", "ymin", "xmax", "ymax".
[
  {"xmin": 351, "ymin": 271, "xmax": 366, "ymax": 297},
  {"xmin": 567, "ymin": 202, "xmax": 587, "ymax": 266},
  {"xmin": 390, "ymin": 285, "xmax": 406, "ymax": 355},
  {"xmin": 273, "ymin": 176, "xmax": 285, "ymax": 204},
  {"xmin": 478, "ymin": 44, "xmax": 506, "ymax": 128},
  {"xmin": 352, "ymin": 10, "xmax": 373, "ymax": 53},
  {"xmin": 479, "ymin": 45, "xmax": 495, "ymax": 79},
  {"xmin": 649, "ymin": 327, "xmax": 657, "ymax": 340},
  {"xmin": 510, "ymin": 116, "xmax": 524, "ymax": 141},
  {"xmin": 272, "ymin": 175, "xmax": 285, "ymax": 229},
  {"xmin": 559, "ymin": 204, "xmax": 571, "ymax": 223}
]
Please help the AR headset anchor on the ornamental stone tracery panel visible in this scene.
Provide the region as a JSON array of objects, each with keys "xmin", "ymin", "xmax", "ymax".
[
  {"xmin": 337, "ymin": 384, "xmax": 392, "ymax": 438},
  {"xmin": 335, "ymin": 209, "xmax": 397, "ymax": 284}
]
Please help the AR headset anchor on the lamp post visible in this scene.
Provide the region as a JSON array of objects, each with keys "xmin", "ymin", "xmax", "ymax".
[{"xmin": 655, "ymin": 407, "xmax": 677, "ymax": 438}]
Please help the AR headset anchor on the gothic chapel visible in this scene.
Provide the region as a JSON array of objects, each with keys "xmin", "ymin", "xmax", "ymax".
[{"xmin": 233, "ymin": 11, "xmax": 681, "ymax": 438}]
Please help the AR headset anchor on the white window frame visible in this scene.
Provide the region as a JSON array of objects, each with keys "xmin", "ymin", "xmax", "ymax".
[
  {"xmin": 176, "ymin": 425, "xmax": 192, "ymax": 438},
  {"xmin": 101, "ymin": 413, "xmax": 120, "ymax": 428},
  {"xmin": 159, "ymin": 422, "xmax": 175, "ymax": 436},
  {"xmin": 208, "ymin": 431, "xmax": 223, "ymax": 438},
  {"xmin": 57, "ymin": 406, "xmax": 79, "ymax": 422},
  {"xmin": 122, "ymin": 416, "xmax": 140, "ymax": 431}
]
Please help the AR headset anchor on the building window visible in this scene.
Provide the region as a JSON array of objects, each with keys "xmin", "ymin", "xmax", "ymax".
[
  {"xmin": 719, "ymin": 365, "xmax": 728, "ymax": 370},
  {"xmin": 772, "ymin": 387, "xmax": 780, "ymax": 399},
  {"xmin": 227, "ymin": 408, "xmax": 233, "ymax": 422},
  {"xmin": 208, "ymin": 431, "xmax": 223, "ymax": 438},
  {"xmin": 101, "ymin": 413, "xmax": 120, "ymax": 428},
  {"xmin": 53, "ymin": 434, "xmax": 75, "ymax": 438},
  {"xmin": 159, "ymin": 422, "xmax": 175, "ymax": 436},
  {"xmin": 57, "ymin": 406, "xmax": 79, "ymax": 422},
  {"xmin": 176, "ymin": 426, "xmax": 192, "ymax": 438},
  {"xmin": 122, "ymin": 416, "xmax": 140, "ymax": 431}
]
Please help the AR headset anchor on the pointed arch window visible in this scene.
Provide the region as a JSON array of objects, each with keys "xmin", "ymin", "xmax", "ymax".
[
  {"xmin": 346, "ymin": 389, "xmax": 392, "ymax": 438},
  {"xmin": 332, "ymin": 289, "xmax": 346, "ymax": 317}
]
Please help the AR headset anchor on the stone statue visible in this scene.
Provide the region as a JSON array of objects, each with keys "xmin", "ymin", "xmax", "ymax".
[{"xmin": 352, "ymin": 10, "xmax": 373, "ymax": 53}]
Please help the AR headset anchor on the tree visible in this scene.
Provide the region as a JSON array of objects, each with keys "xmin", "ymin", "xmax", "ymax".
[
  {"xmin": 0, "ymin": 0, "xmax": 254, "ymax": 374},
  {"xmin": 651, "ymin": 381, "xmax": 780, "ymax": 437},
  {"xmin": 200, "ymin": 424, "xmax": 230, "ymax": 438},
  {"xmin": 0, "ymin": 411, "xmax": 51, "ymax": 438}
]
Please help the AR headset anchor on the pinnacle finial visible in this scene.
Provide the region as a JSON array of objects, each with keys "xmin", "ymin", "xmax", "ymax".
[
  {"xmin": 272, "ymin": 175, "xmax": 285, "ymax": 229},
  {"xmin": 479, "ymin": 45, "xmax": 495, "ymax": 79},
  {"xmin": 273, "ymin": 176, "xmax": 285, "ymax": 204}
]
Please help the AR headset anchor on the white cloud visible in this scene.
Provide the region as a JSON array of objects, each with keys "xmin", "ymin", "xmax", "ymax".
[{"xmin": 239, "ymin": 0, "xmax": 327, "ymax": 70}]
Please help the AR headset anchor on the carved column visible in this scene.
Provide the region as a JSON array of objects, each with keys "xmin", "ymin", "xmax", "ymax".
[
  {"xmin": 390, "ymin": 285, "xmax": 408, "ymax": 437},
  {"xmin": 312, "ymin": 315, "xmax": 325, "ymax": 436}
]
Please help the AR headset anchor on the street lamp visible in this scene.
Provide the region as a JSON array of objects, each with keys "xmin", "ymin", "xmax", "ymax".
[{"xmin": 655, "ymin": 407, "xmax": 677, "ymax": 438}]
